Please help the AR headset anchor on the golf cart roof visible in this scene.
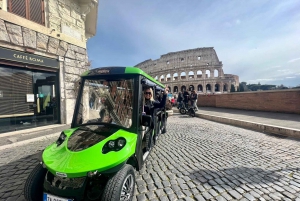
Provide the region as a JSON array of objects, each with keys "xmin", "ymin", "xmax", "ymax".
[{"xmin": 82, "ymin": 66, "xmax": 165, "ymax": 88}]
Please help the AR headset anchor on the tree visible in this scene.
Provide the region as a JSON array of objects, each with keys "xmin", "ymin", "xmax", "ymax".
[
  {"xmin": 239, "ymin": 83, "xmax": 245, "ymax": 92},
  {"xmin": 230, "ymin": 84, "xmax": 235, "ymax": 92}
]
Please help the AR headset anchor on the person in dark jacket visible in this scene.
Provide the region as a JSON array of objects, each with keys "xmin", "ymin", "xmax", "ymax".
[
  {"xmin": 183, "ymin": 90, "xmax": 190, "ymax": 108},
  {"xmin": 177, "ymin": 92, "xmax": 183, "ymax": 109},
  {"xmin": 143, "ymin": 86, "xmax": 169, "ymax": 115},
  {"xmin": 143, "ymin": 86, "xmax": 169, "ymax": 150}
]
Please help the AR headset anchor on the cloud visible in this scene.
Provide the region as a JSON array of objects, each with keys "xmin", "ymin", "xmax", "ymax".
[
  {"xmin": 288, "ymin": 58, "xmax": 300, "ymax": 63},
  {"xmin": 286, "ymin": 76, "xmax": 296, "ymax": 78},
  {"xmin": 269, "ymin": 65, "xmax": 281, "ymax": 69}
]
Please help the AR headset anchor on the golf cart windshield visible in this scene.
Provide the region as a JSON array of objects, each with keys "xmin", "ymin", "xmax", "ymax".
[{"xmin": 75, "ymin": 78, "xmax": 134, "ymax": 128}]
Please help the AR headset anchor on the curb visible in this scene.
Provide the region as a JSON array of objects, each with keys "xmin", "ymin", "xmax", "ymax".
[
  {"xmin": 0, "ymin": 132, "xmax": 60, "ymax": 151},
  {"xmin": 173, "ymin": 109, "xmax": 300, "ymax": 139},
  {"xmin": 0, "ymin": 124, "xmax": 68, "ymax": 137}
]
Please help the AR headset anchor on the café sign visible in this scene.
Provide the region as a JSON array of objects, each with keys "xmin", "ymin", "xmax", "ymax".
[{"xmin": 0, "ymin": 47, "xmax": 59, "ymax": 68}]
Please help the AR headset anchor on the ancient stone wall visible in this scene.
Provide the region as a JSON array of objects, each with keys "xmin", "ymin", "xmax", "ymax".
[
  {"xmin": 135, "ymin": 47, "xmax": 239, "ymax": 93},
  {"xmin": 197, "ymin": 89, "xmax": 300, "ymax": 114}
]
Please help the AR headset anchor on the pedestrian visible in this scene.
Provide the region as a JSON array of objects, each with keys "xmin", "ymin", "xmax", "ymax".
[{"xmin": 190, "ymin": 90, "xmax": 198, "ymax": 111}]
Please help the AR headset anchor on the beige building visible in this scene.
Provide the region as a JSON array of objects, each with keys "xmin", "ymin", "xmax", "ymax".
[
  {"xmin": 0, "ymin": 0, "xmax": 98, "ymax": 133},
  {"xmin": 135, "ymin": 47, "xmax": 239, "ymax": 94}
]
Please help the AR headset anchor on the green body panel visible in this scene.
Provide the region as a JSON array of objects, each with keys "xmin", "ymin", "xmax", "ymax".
[{"xmin": 42, "ymin": 128, "xmax": 137, "ymax": 178}]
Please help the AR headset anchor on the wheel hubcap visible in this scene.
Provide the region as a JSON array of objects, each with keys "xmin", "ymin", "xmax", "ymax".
[{"xmin": 120, "ymin": 174, "xmax": 134, "ymax": 201}]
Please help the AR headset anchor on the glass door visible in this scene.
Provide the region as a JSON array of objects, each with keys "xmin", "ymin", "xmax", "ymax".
[{"xmin": 33, "ymin": 72, "xmax": 59, "ymax": 126}]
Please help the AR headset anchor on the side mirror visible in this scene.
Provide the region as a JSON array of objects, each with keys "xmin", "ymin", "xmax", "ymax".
[{"xmin": 141, "ymin": 115, "xmax": 152, "ymax": 127}]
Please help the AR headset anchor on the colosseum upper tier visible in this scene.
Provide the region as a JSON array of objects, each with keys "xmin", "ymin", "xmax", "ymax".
[{"xmin": 135, "ymin": 47, "xmax": 239, "ymax": 93}]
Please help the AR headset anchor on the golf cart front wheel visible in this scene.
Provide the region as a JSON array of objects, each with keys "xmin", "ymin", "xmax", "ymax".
[
  {"xmin": 24, "ymin": 163, "xmax": 47, "ymax": 201},
  {"xmin": 101, "ymin": 164, "xmax": 135, "ymax": 201}
]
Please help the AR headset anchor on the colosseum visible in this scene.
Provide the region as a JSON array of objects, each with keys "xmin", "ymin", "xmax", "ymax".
[{"xmin": 135, "ymin": 47, "xmax": 239, "ymax": 94}]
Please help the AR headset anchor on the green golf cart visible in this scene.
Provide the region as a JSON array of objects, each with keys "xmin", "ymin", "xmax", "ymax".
[{"xmin": 23, "ymin": 66, "xmax": 168, "ymax": 201}]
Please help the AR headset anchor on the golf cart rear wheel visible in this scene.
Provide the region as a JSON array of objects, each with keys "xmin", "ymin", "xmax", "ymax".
[
  {"xmin": 24, "ymin": 163, "xmax": 47, "ymax": 201},
  {"xmin": 179, "ymin": 108, "xmax": 186, "ymax": 114},
  {"xmin": 101, "ymin": 164, "xmax": 135, "ymax": 201}
]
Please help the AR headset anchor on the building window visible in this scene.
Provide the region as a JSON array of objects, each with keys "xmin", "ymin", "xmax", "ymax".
[
  {"xmin": 198, "ymin": 56, "xmax": 201, "ymax": 60},
  {"xmin": 7, "ymin": 0, "xmax": 45, "ymax": 25},
  {"xmin": 181, "ymin": 58, "xmax": 184, "ymax": 62},
  {"xmin": 167, "ymin": 61, "xmax": 169, "ymax": 64}
]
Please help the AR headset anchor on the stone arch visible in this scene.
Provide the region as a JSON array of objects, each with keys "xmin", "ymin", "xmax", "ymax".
[
  {"xmin": 189, "ymin": 85, "xmax": 194, "ymax": 91},
  {"xmin": 181, "ymin": 85, "xmax": 186, "ymax": 92},
  {"xmin": 197, "ymin": 70, "xmax": 202, "ymax": 78},
  {"xmin": 166, "ymin": 73, "xmax": 171, "ymax": 81},
  {"xmin": 173, "ymin": 86, "xmax": 178, "ymax": 93},
  {"xmin": 173, "ymin": 73, "xmax": 178, "ymax": 81},
  {"xmin": 197, "ymin": 84, "xmax": 203, "ymax": 92},
  {"xmin": 160, "ymin": 75, "xmax": 164, "ymax": 82},
  {"xmin": 206, "ymin": 84, "xmax": 211, "ymax": 92},
  {"xmin": 180, "ymin": 72, "xmax": 186, "ymax": 79},
  {"xmin": 206, "ymin": 70, "xmax": 210, "ymax": 78},
  {"xmin": 214, "ymin": 69, "xmax": 218, "ymax": 77},
  {"xmin": 154, "ymin": 75, "xmax": 158, "ymax": 80},
  {"xmin": 168, "ymin": 86, "xmax": 171, "ymax": 92},
  {"xmin": 188, "ymin": 71, "xmax": 194, "ymax": 79},
  {"xmin": 223, "ymin": 83, "xmax": 229, "ymax": 92},
  {"xmin": 215, "ymin": 83, "xmax": 220, "ymax": 92}
]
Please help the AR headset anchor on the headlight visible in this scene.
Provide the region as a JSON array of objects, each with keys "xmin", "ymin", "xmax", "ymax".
[
  {"xmin": 56, "ymin": 132, "xmax": 67, "ymax": 146},
  {"xmin": 102, "ymin": 138, "xmax": 126, "ymax": 154}
]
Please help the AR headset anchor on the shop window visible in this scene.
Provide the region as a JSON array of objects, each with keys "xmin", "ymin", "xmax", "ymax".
[{"xmin": 7, "ymin": 0, "xmax": 45, "ymax": 25}]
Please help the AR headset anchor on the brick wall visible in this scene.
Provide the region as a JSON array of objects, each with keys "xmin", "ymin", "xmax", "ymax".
[{"xmin": 197, "ymin": 89, "xmax": 300, "ymax": 114}]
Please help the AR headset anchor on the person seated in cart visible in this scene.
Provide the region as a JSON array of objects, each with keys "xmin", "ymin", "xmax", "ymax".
[{"xmin": 143, "ymin": 85, "xmax": 169, "ymax": 115}]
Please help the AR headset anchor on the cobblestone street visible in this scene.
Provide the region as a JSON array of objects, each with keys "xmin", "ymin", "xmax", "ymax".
[{"xmin": 1, "ymin": 114, "xmax": 300, "ymax": 200}]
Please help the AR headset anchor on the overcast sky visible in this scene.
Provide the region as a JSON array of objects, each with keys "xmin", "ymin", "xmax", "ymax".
[{"xmin": 87, "ymin": 0, "xmax": 300, "ymax": 87}]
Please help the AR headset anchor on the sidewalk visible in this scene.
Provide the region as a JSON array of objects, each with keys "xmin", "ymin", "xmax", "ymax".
[
  {"xmin": 0, "ymin": 124, "xmax": 70, "ymax": 149},
  {"xmin": 174, "ymin": 107, "xmax": 300, "ymax": 139}
]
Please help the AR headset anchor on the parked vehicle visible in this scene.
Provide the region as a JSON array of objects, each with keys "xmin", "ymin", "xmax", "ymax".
[
  {"xmin": 23, "ymin": 66, "xmax": 168, "ymax": 201},
  {"xmin": 179, "ymin": 102, "xmax": 196, "ymax": 117}
]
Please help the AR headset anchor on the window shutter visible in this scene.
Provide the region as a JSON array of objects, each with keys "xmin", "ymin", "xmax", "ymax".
[
  {"xmin": 8, "ymin": 0, "xmax": 27, "ymax": 18},
  {"xmin": 29, "ymin": 0, "xmax": 45, "ymax": 25},
  {"xmin": 12, "ymin": 71, "xmax": 34, "ymax": 116}
]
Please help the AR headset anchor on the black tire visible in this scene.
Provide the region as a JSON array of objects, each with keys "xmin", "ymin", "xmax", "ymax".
[
  {"xmin": 179, "ymin": 108, "xmax": 186, "ymax": 114},
  {"xmin": 24, "ymin": 163, "xmax": 47, "ymax": 201},
  {"xmin": 101, "ymin": 164, "xmax": 135, "ymax": 201}
]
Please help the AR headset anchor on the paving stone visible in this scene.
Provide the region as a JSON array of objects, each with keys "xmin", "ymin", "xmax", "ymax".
[
  {"xmin": 194, "ymin": 194, "xmax": 206, "ymax": 201},
  {"xmin": 282, "ymin": 191, "xmax": 296, "ymax": 199},
  {"xmin": 159, "ymin": 195, "xmax": 169, "ymax": 201},
  {"xmin": 221, "ymin": 192, "xmax": 233, "ymax": 200},
  {"xmin": 136, "ymin": 193, "xmax": 147, "ymax": 201},
  {"xmin": 175, "ymin": 191, "xmax": 185, "ymax": 199},
  {"xmin": 228, "ymin": 190, "xmax": 242, "ymax": 199},
  {"xmin": 201, "ymin": 191, "xmax": 213, "ymax": 200},
  {"xmin": 243, "ymin": 193, "xmax": 256, "ymax": 201},
  {"xmin": 146, "ymin": 191, "xmax": 156, "ymax": 200},
  {"xmin": 269, "ymin": 193, "xmax": 282, "ymax": 200},
  {"xmin": 168, "ymin": 193, "xmax": 177, "ymax": 201},
  {"xmin": 155, "ymin": 189, "xmax": 165, "ymax": 197},
  {"xmin": 164, "ymin": 187, "xmax": 174, "ymax": 195},
  {"xmin": 138, "ymin": 186, "xmax": 147, "ymax": 194}
]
